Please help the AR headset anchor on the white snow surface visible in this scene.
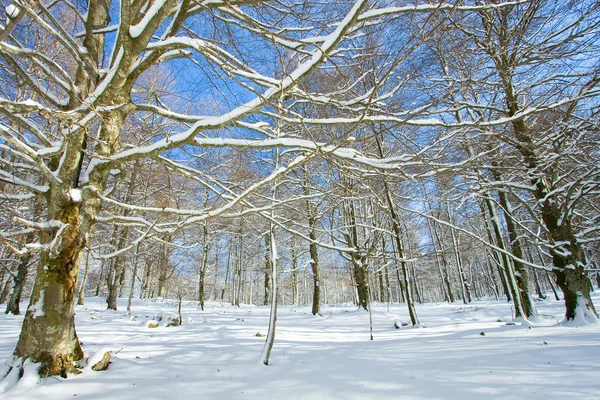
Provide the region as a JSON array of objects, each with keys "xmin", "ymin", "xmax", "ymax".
[
  {"xmin": 70, "ymin": 189, "xmax": 82, "ymax": 203},
  {"xmin": 5, "ymin": 4, "xmax": 19, "ymax": 18},
  {"xmin": 1, "ymin": 294, "xmax": 600, "ymax": 399}
]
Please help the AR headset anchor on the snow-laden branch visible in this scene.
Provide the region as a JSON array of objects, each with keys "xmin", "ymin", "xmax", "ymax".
[
  {"xmin": 358, "ymin": 0, "xmax": 531, "ymax": 22},
  {"xmin": 82, "ymin": 0, "xmax": 369, "ymax": 182}
]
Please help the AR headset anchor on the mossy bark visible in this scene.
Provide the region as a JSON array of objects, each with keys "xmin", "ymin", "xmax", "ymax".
[{"xmin": 14, "ymin": 204, "xmax": 84, "ymax": 377}]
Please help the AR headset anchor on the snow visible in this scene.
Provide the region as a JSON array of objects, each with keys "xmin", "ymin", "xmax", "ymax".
[
  {"xmin": 26, "ymin": 291, "xmax": 44, "ymax": 319},
  {"xmin": 561, "ymin": 292, "xmax": 599, "ymax": 326},
  {"xmin": 70, "ymin": 189, "xmax": 82, "ymax": 203},
  {"xmin": 5, "ymin": 4, "xmax": 19, "ymax": 18},
  {"xmin": 129, "ymin": 0, "xmax": 168, "ymax": 38},
  {"xmin": 85, "ymin": 347, "xmax": 115, "ymax": 370},
  {"xmin": 1, "ymin": 294, "xmax": 600, "ymax": 399}
]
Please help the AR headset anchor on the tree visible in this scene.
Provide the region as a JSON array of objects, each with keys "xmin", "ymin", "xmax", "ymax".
[{"xmin": 446, "ymin": 0, "xmax": 600, "ymax": 321}]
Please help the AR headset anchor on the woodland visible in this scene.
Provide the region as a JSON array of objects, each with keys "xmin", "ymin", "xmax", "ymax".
[{"xmin": 0, "ymin": 0, "xmax": 599, "ymax": 388}]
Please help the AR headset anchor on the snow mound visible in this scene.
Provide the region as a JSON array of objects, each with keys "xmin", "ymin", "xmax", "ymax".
[
  {"xmin": 147, "ymin": 312, "xmax": 181, "ymax": 327},
  {"xmin": 86, "ymin": 347, "xmax": 115, "ymax": 371}
]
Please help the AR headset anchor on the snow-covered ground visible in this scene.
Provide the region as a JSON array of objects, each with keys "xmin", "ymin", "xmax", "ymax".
[{"xmin": 1, "ymin": 293, "xmax": 599, "ymax": 399}]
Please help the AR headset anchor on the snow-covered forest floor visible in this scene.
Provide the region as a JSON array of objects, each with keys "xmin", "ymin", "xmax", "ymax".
[{"xmin": 1, "ymin": 294, "xmax": 600, "ymax": 399}]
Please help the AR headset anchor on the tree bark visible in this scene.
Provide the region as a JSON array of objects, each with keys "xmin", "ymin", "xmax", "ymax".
[
  {"xmin": 14, "ymin": 201, "xmax": 86, "ymax": 377},
  {"xmin": 77, "ymin": 244, "xmax": 92, "ymax": 306},
  {"xmin": 5, "ymin": 252, "xmax": 31, "ymax": 315},
  {"xmin": 0, "ymin": 268, "xmax": 15, "ymax": 304},
  {"xmin": 309, "ymin": 218, "xmax": 322, "ymax": 316},
  {"xmin": 263, "ymin": 233, "xmax": 271, "ymax": 306},
  {"xmin": 198, "ymin": 224, "xmax": 209, "ymax": 311}
]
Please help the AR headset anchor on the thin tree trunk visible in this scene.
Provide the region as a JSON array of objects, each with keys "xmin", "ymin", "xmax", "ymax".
[
  {"xmin": 374, "ymin": 136, "xmax": 419, "ymax": 323},
  {"xmin": 485, "ymin": 199, "xmax": 525, "ymax": 318},
  {"xmin": 198, "ymin": 224, "xmax": 210, "ymax": 311},
  {"xmin": 262, "ymin": 225, "xmax": 279, "ymax": 365},
  {"xmin": 291, "ymin": 242, "xmax": 299, "ymax": 306},
  {"xmin": 5, "ymin": 252, "xmax": 31, "ymax": 315},
  {"xmin": 263, "ymin": 233, "xmax": 271, "ymax": 306},
  {"xmin": 0, "ymin": 267, "xmax": 16, "ymax": 305},
  {"xmin": 95, "ymin": 258, "xmax": 106, "ymax": 297},
  {"xmin": 308, "ymin": 216, "xmax": 321, "ymax": 316},
  {"xmin": 77, "ymin": 244, "xmax": 92, "ymax": 306},
  {"xmin": 532, "ymin": 266, "xmax": 546, "ymax": 300},
  {"xmin": 493, "ymin": 179, "xmax": 536, "ymax": 318},
  {"xmin": 445, "ymin": 203, "xmax": 471, "ymax": 304}
]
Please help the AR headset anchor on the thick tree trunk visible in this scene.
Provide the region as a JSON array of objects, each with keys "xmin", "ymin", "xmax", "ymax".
[
  {"xmin": 13, "ymin": 201, "xmax": 86, "ymax": 377},
  {"xmin": 553, "ymin": 258, "xmax": 597, "ymax": 321},
  {"xmin": 14, "ymin": 257, "xmax": 84, "ymax": 377}
]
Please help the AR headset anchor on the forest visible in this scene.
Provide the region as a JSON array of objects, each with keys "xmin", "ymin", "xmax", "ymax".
[{"xmin": 0, "ymin": 0, "xmax": 599, "ymax": 392}]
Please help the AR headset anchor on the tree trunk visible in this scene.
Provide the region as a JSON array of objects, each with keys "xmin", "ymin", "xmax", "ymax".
[
  {"xmin": 127, "ymin": 250, "xmax": 139, "ymax": 314},
  {"xmin": 263, "ymin": 233, "xmax": 271, "ymax": 306},
  {"xmin": 5, "ymin": 252, "xmax": 32, "ymax": 315},
  {"xmin": 291, "ymin": 243, "xmax": 299, "ymax": 306},
  {"xmin": 197, "ymin": 223, "xmax": 209, "ymax": 310},
  {"xmin": 77, "ymin": 245, "xmax": 92, "ymax": 306},
  {"xmin": 95, "ymin": 258, "xmax": 106, "ymax": 297},
  {"xmin": 353, "ymin": 256, "xmax": 369, "ymax": 311},
  {"xmin": 308, "ymin": 216, "xmax": 321, "ymax": 316},
  {"xmin": 494, "ymin": 178, "xmax": 536, "ymax": 318},
  {"xmin": 430, "ymin": 217, "xmax": 454, "ymax": 303},
  {"xmin": 262, "ymin": 225, "xmax": 278, "ymax": 365},
  {"xmin": 485, "ymin": 198, "xmax": 525, "ymax": 318},
  {"xmin": 14, "ymin": 201, "xmax": 87, "ymax": 377},
  {"xmin": 0, "ymin": 268, "xmax": 15, "ymax": 304},
  {"xmin": 532, "ymin": 266, "xmax": 546, "ymax": 300},
  {"xmin": 480, "ymin": 202, "xmax": 511, "ymax": 302},
  {"xmin": 442, "ymin": 202, "xmax": 471, "ymax": 305}
]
